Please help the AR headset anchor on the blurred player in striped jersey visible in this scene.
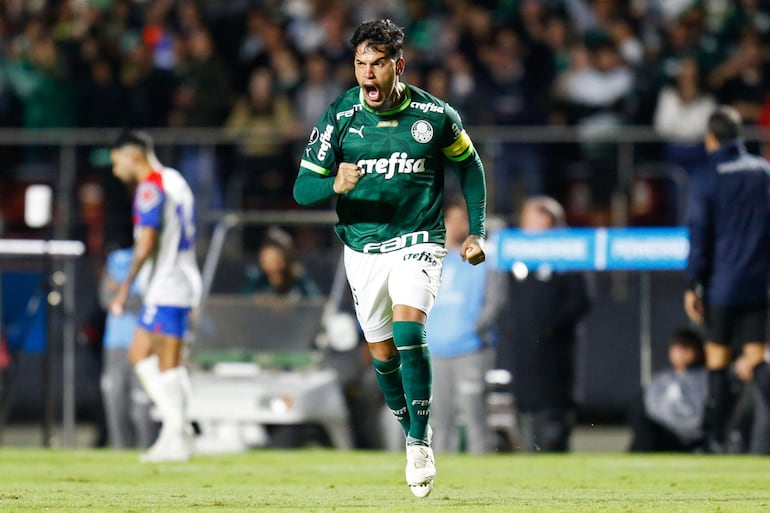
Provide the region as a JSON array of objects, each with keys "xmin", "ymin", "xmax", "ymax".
[
  {"xmin": 109, "ymin": 130, "xmax": 202, "ymax": 462},
  {"xmin": 294, "ymin": 19, "xmax": 487, "ymax": 497}
]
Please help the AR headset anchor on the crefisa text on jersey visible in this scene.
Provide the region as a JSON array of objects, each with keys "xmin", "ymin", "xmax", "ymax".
[{"xmin": 357, "ymin": 152, "xmax": 426, "ymax": 179}]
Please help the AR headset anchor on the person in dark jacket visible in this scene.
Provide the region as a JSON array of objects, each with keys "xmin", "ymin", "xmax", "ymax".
[
  {"xmin": 496, "ymin": 196, "xmax": 590, "ymax": 452},
  {"xmin": 684, "ymin": 106, "xmax": 770, "ymax": 452}
]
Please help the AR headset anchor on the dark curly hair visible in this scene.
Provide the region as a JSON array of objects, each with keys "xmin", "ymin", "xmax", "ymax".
[{"xmin": 350, "ymin": 19, "xmax": 405, "ymax": 60}]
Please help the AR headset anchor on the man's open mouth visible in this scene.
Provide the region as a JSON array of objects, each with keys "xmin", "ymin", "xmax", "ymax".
[{"xmin": 364, "ymin": 84, "xmax": 382, "ymax": 102}]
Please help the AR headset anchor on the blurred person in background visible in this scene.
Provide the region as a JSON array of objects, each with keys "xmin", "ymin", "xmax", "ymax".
[
  {"xmin": 241, "ymin": 228, "xmax": 321, "ymax": 301},
  {"xmin": 100, "ymin": 247, "xmax": 158, "ymax": 450},
  {"xmin": 425, "ymin": 197, "xmax": 505, "ymax": 454},
  {"xmin": 684, "ymin": 107, "xmax": 770, "ymax": 453},
  {"xmin": 225, "ymin": 66, "xmax": 300, "ymax": 210},
  {"xmin": 294, "ymin": 52, "xmax": 345, "ymax": 136},
  {"xmin": 557, "ymin": 30, "xmax": 632, "ymax": 217},
  {"xmin": 628, "ymin": 328, "xmax": 707, "ymax": 452},
  {"xmin": 495, "ymin": 196, "xmax": 590, "ymax": 452},
  {"xmin": 120, "ymin": 40, "xmax": 176, "ymax": 128},
  {"xmin": 109, "ymin": 130, "xmax": 202, "ymax": 463},
  {"xmin": 170, "ymin": 27, "xmax": 232, "ymax": 213},
  {"xmin": 708, "ymin": 31, "xmax": 769, "ymax": 126},
  {"xmin": 653, "ymin": 57, "xmax": 715, "ymax": 171},
  {"xmin": 476, "ymin": 28, "xmax": 547, "ymax": 218},
  {"xmin": 5, "ymin": 25, "xmax": 76, "ymax": 131}
]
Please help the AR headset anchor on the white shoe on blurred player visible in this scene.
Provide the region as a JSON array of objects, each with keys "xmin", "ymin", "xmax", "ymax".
[
  {"xmin": 405, "ymin": 444, "xmax": 436, "ymax": 498},
  {"xmin": 140, "ymin": 430, "xmax": 192, "ymax": 463}
]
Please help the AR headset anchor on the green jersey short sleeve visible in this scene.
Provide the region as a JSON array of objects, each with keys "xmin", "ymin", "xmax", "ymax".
[{"xmin": 298, "ymin": 84, "xmax": 485, "ymax": 253}]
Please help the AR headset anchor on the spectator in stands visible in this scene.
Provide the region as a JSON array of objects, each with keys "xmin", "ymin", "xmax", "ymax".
[
  {"xmin": 169, "ymin": 28, "xmax": 231, "ymax": 128},
  {"xmin": 425, "ymin": 197, "xmax": 505, "ymax": 454},
  {"xmin": 241, "ymin": 228, "xmax": 321, "ymax": 301},
  {"xmin": 168, "ymin": 27, "xmax": 232, "ymax": 211},
  {"xmin": 557, "ymin": 30, "xmax": 633, "ymax": 217},
  {"xmin": 653, "ymin": 57, "xmax": 715, "ymax": 171},
  {"xmin": 80, "ymin": 58, "xmax": 126, "ymax": 128},
  {"xmin": 628, "ymin": 328, "xmax": 708, "ymax": 452},
  {"xmin": 100, "ymin": 247, "xmax": 158, "ymax": 450},
  {"xmin": 5, "ymin": 28, "xmax": 76, "ymax": 130},
  {"xmin": 225, "ymin": 67, "xmax": 300, "ymax": 210},
  {"xmin": 684, "ymin": 107, "xmax": 770, "ymax": 452},
  {"xmin": 477, "ymin": 28, "xmax": 547, "ymax": 217},
  {"xmin": 708, "ymin": 31, "xmax": 769, "ymax": 125},
  {"xmin": 294, "ymin": 52, "xmax": 344, "ymax": 135},
  {"xmin": 495, "ymin": 196, "xmax": 590, "ymax": 452},
  {"xmin": 120, "ymin": 40, "xmax": 176, "ymax": 128}
]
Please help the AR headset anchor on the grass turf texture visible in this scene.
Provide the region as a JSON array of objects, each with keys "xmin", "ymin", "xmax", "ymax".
[{"xmin": 1, "ymin": 450, "xmax": 770, "ymax": 512}]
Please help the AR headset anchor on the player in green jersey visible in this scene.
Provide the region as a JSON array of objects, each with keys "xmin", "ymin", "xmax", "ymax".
[{"xmin": 294, "ymin": 19, "xmax": 487, "ymax": 498}]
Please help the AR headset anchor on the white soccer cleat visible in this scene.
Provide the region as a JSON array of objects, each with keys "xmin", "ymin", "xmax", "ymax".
[
  {"xmin": 405, "ymin": 445, "xmax": 436, "ymax": 498},
  {"xmin": 140, "ymin": 432, "xmax": 192, "ymax": 463}
]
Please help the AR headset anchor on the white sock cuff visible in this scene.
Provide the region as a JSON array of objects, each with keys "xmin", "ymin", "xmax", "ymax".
[{"xmin": 135, "ymin": 355, "xmax": 160, "ymax": 378}]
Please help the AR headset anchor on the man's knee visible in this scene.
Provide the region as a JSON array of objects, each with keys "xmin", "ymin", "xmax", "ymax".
[{"xmin": 369, "ymin": 339, "xmax": 398, "ymax": 361}]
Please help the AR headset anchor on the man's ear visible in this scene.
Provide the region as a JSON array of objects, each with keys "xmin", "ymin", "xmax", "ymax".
[{"xmin": 396, "ymin": 58, "xmax": 405, "ymax": 75}]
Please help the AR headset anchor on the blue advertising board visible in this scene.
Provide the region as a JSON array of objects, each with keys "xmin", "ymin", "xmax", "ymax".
[{"xmin": 494, "ymin": 227, "xmax": 689, "ymax": 272}]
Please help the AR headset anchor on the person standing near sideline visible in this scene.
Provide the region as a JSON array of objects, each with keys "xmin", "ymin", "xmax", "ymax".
[
  {"xmin": 496, "ymin": 196, "xmax": 590, "ymax": 452},
  {"xmin": 684, "ymin": 107, "xmax": 770, "ymax": 452},
  {"xmin": 425, "ymin": 197, "xmax": 504, "ymax": 454},
  {"xmin": 109, "ymin": 130, "xmax": 202, "ymax": 463},
  {"xmin": 293, "ymin": 19, "xmax": 487, "ymax": 497},
  {"xmin": 99, "ymin": 247, "xmax": 157, "ymax": 450}
]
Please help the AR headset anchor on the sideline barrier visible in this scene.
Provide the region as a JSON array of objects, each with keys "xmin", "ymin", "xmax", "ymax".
[
  {"xmin": 0, "ymin": 239, "xmax": 85, "ymax": 448},
  {"xmin": 494, "ymin": 227, "xmax": 689, "ymax": 272},
  {"xmin": 493, "ymin": 227, "xmax": 690, "ymax": 386}
]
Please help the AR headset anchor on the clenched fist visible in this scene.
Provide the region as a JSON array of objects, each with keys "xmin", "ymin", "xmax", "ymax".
[
  {"xmin": 333, "ymin": 162, "xmax": 364, "ymax": 194},
  {"xmin": 461, "ymin": 235, "xmax": 486, "ymax": 265}
]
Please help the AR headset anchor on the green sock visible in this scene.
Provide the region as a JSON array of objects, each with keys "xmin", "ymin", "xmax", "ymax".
[
  {"xmin": 372, "ymin": 353, "xmax": 410, "ymax": 435},
  {"xmin": 393, "ymin": 321, "xmax": 432, "ymax": 446}
]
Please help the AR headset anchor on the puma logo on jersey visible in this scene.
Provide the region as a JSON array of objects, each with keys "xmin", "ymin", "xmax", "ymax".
[
  {"xmin": 348, "ymin": 125, "xmax": 364, "ymax": 138},
  {"xmin": 356, "ymin": 152, "xmax": 426, "ymax": 179}
]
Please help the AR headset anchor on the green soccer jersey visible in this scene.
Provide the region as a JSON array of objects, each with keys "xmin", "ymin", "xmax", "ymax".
[{"xmin": 296, "ymin": 84, "xmax": 486, "ymax": 253}]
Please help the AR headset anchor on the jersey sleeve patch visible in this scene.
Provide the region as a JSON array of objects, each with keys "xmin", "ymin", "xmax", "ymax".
[
  {"xmin": 135, "ymin": 182, "xmax": 164, "ymax": 228},
  {"xmin": 442, "ymin": 130, "xmax": 474, "ymax": 162}
]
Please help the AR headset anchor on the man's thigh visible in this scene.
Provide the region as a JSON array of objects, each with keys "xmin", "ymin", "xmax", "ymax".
[
  {"xmin": 344, "ymin": 244, "xmax": 445, "ymax": 342},
  {"xmin": 706, "ymin": 305, "xmax": 767, "ymax": 347}
]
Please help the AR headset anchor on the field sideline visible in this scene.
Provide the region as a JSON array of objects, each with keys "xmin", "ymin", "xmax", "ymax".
[{"xmin": 2, "ymin": 449, "xmax": 770, "ymax": 512}]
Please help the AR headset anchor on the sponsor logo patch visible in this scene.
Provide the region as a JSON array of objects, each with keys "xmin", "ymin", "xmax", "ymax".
[
  {"xmin": 317, "ymin": 124, "xmax": 334, "ymax": 160},
  {"xmin": 136, "ymin": 182, "xmax": 162, "ymax": 213},
  {"xmin": 363, "ymin": 231, "xmax": 430, "ymax": 253},
  {"xmin": 307, "ymin": 127, "xmax": 320, "ymax": 144},
  {"xmin": 411, "ymin": 120, "xmax": 434, "ymax": 143},
  {"xmin": 356, "ymin": 152, "xmax": 426, "ymax": 179}
]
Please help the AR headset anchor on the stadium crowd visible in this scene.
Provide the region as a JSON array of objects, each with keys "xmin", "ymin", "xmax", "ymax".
[{"xmin": 1, "ymin": 0, "xmax": 770, "ymax": 233}]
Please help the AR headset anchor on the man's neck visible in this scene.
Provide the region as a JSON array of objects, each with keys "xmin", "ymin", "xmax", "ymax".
[
  {"xmin": 136, "ymin": 162, "xmax": 154, "ymax": 181},
  {"xmin": 381, "ymin": 82, "xmax": 405, "ymax": 111}
]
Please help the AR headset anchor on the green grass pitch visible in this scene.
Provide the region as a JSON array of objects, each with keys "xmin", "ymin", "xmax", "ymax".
[{"xmin": 2, "ymin": 449, "xmax": 770, "ymax": 512}]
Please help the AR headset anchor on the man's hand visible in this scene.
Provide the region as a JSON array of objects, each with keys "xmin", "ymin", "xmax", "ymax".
[
  {"xmin": 683, "ymin": 290, "xmax": 704, "ymax": 324},
  {"xmin": 110, "ymin": 285, "xmax": 129, "ymax": 316},
  {"xmin": 333, "ymin": 163, "xmax": 363, "ymax": 194},
  {"xmin": 461, "ymin": 235, "xmax": 486, "ymax": 265}
]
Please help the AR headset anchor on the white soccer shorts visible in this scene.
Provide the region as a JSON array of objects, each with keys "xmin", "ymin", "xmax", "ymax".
[{"xmin": 344, "ymin": 243, "xmax": 446, "ymax": 342}]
